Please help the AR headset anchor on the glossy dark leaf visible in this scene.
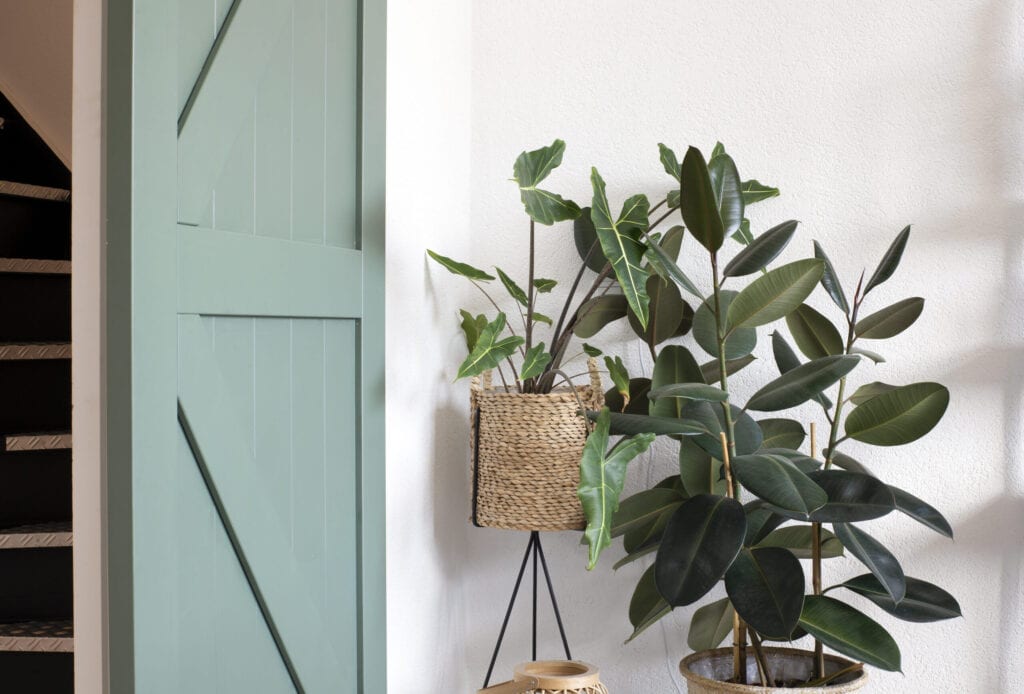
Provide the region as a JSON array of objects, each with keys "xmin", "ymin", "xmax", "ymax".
[
  {"xmin": 771, "ymin": 332, "xmax": 832, "ymax": 410},
  {"xmin": 687, "ymin": 597, "xmax": 735, "ymax": 651},
  {"xmin": 650, "ymin": 346, "xmax": 704, "ymax": 419},
  {"xmin": 723, "ymin": 220, "xmax": 798, "ymax": 277},
  {"xmin": 799, "ymin": 596, "xmax": 902, "ymax": 672},
  {"xmin": 679, "ymin": 438, "xmax": 724, "ymax": 497},
  {"xmin": 456, "ymin": 313, "xmax": 524, "ymax": 379},
  {"xmin": 786, "ymin": 304, "xmax": 844, "ymax": 359},
  {"xmin": 628, "ymin": 564, "xmax": 672, "ymax": 642},
  {"xmin": 591, "ymin": 170, "xmax": 651, "ymax": 328},
  {"xmin": 427, "ymin": 249, "xmax": 495, "ymax": 281},
  {"xmin": 573, "ymin": 294, "xmax": 628, "ymax": 338},
  {"xmin": 726, "ymin": 547, "xmax": 805, "ymax": 639},
  {"xmin": 741, "ymin": 179, "xmax": 780, "ymax": 205},
  {"xmin": 655, "ymin": 494, "xmax": 746, "ymax": 606},
  {"xmin": 700, "ymin": 355, "xmax": 756, "ymax": 385},
  {"xmin": 628, "ymin": 275, "xmax": 685, "ymax": 347},
  {"xmin": 732, "ymin": 454, "xmax": 828, "ymax": 515},
  {"xmin": 758, "ymin": 419, "xmax": 806, "ymax": 450},
  {"xmin": 890, "ymin": 485, "xmax": 953, "ymax": 538},
  {"xmin": 605, "ymin": 378, "xmax": 651, "ymax": 416},
  {"xmin": 838, "ymin": 574, "xmax": 962, "ymax": 622},
  {"xmin": 682, "ymin": 401, "xmax": 764, "ymax": 458},
  {"xmin": 855, "ymin": 297, "xmax": 925, "ymax": 340},
  {"xmin": 590, "ymin": 410, "xmax": 709, "ymax": 437},
  {"xmin": 674, "ymin": 301, "xmax": 696, "ymax": 338},
  {"xmin": 845, "ymin": 382, "xmax": 949, "ymax": 446},
  {"xmin": 680, "ymin": 147, "xmax": 725, "ymax": 253},
  {"xmin": 834, "ymin": 522, "xmax": 906, "ymax": 602},
  {"xmin": 758, "ymin": 448, "xmax": 821, "ymax": 474},
  {"xmin": 826, "ymin": 450, "xmax": 874, "ymax": 477},
  {"xmin": 756, "ymin": 525, "xmax": 844, "ymax": 559},
  {"xmin": 512, "ymin": 139, "xmax": 582, "ymax": 224},
  {"xmin": 743, "ymin": 502, "xmax": 787, "ymax": 545},
  {"xmin": 732, "ymin": 218, "xmax": 754, "ymax": 245},
  {"xmin": 746, "ymin": 355, "xmax": 860, "ymax": 412},
  {"xmin": 813, "ymin": 241, "xmax": 849, "ymax": 314},
  {"xmin": 727, "ymin": 259, "xmax": 826, "ymax": 330},
  {"xmin": 804, "ymin": 470, "xmax": 896, "ymax": 522},
  {"xmin": 849, "ymin": 381, "xmax": 897, "ymax": 406},
  {"xmin": 613, "ymin": 488, "xmax": 685, "ymax": 538},
  {"xmin": 574, "ymin": 206, "xmax": 607, "ymax": 273},
  {"xmin": 693, "ymin": 290, "xmax": 757, "ymax": 360},
  {"xmin": 579, "ymin": 408, "xmax": 657, "ymax": 569},
  {"xmin": 863, "ymin": 225, "xmax": 911, "ymax": 295},
  {"xmin": 707, "ymin": 152, "xmax": 744, "ymax": 240},
  {"xmin": 650, "ymin": 383, "xmax": 729, "ymax": 403}
]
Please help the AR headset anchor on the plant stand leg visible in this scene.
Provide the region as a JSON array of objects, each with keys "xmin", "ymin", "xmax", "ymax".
[{"xmin": 482, "ymin": 531, "xmax": 574, "ymax": 688}]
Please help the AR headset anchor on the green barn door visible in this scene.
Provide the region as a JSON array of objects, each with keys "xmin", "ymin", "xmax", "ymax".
[{"xmin": 105, "ymin": 0, "xmax": 385, "ymax": 692}]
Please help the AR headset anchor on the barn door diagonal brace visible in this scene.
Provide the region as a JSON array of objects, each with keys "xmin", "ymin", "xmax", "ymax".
[{"xmin": 482, "ymin": 531, "xmax": 572, "ymax": 688}]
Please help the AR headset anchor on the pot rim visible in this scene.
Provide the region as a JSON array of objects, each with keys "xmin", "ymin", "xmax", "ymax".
[
  {"xmin": 679, "ymin": 647, "xmax": 868, "ymax": 692},
  {"xmin": 513, "ymin": 660, "xmax": 600, "ymax": 688}
]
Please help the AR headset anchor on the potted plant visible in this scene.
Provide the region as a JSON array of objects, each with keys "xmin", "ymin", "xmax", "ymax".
[
  {"xmin": 428, "ymin": 139, "xmax": 676, "ymax": 531},
  {"xmin": 576, "ymin": 143, "xmax": 961, "ymax": 690}
]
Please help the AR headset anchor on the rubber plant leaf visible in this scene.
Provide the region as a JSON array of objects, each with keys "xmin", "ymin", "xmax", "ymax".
[
  {"xmin": 707, "ymin": 151, "xmax": 745, "ymax": 241},
  {"xmin": 855, "ymin": 297, "xmax": 925, "ymax": 340},
  {"xmin": 627, "ymin": 563, "xmax": 673, "ymax": 643},
  {"xmin": 785, "ymin": 303, "xmax": 844, "ymax": 359},
  {"xmin": 844, "ymin": 382, "xmax": 949, "ymax": 446},
  {"xmin": 687, "ymin": 597, "xmax": 735, "ymax": 651},
  {"xmin": 731, "ymin": 454, "xmax": 828, "ymax": 516},
  {"xmin": 890, "ymin": 485, "xmax": 953, "ymax": 538},
  {"xmin": 726, "ymin": 547, "xmax": 805, "ymax": 640},
  {"xmin": 803, "ymin": 470, "xmax": 896, "ymax": 523},
  {"xmin": 574, "ymin": 206, "xmax": 608, "ymax": 273},
  {"xmin": 863, "ymin": 225, "xmax": 911, "ymax": 295},
  {"xmin": 590, "ymin": 168, "xmax": 652, "ymax": 328},
  {"xmin": 573, "ymin": 294, "xmax": 628, "ymax": 338},
  {"xmin": 799, "ymin": 596, "xmax": 902, "ymax": 672},
  {"xmin": 455, "ymin": 313, "xmax": 524, "ymax": 379},
  {"xmin": 511, "ymin": 139, "xmax": 581, "ymax": 225},
  {"xmin": 643, "ymin": 228, "xmax": 704, "ymax": 300},
  {"xmin": 833, "ymin": 522, "xmax": 906, "ymax": 603},
  {"xmin": 693, "ymin": 290, "xmax": 757, "ymax": 360},
  {"xmin": 813, "ymin": 240, "xmax": 850, "ymax": 314},
  {"xmin": 680, "ymin": 146, "xmax": 726, "ymax": 253},
  {"xmin": 627, "ymin": 275, "xmax": 685, "ymax": 349},
  {"xmin": 746, "ymin": 355, "xmax": 860, "ymax": 412},
  {"xmin": 723, "ymin": 220, "xmax": 799, "ymax": 277},
  {"xmin": 837, "ymin": 574, "xmax": 962, "ymax": 623},
  {"xmin": 770, "ymin": 331, "xmax": 832, "ymax": 410},
  {"xmin": 757, "ymin": 418, "xmax": 806, "ymax": 450},
  {"xmin": 427, "ymin": 249, "xmax": 495, "ymax": 281},
  {"xmin": 726, "ymin": 258, "xmax": 825, "ymax": 330},
  {"xmin": 655, "ymin": 494, "xmax": 746, "ymax": 606},
  {"xmin": 650, "ymin": 345, "xmax": 704, "ymax": 419},
  {"xmin": 579, "ymin": 407, "xmax": 656, "ymax": 569}
]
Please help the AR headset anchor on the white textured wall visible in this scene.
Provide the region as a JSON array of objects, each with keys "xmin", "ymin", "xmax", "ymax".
[{"xmin": 390, "ymin": 2, "xmax": 1024, "ymax": 691}]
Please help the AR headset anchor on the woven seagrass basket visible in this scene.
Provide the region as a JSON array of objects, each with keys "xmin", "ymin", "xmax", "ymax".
[
  {"xmin": 680, "ymin": 648, "xmax": 867, "ymax": 693},
  {"xmin": 469, "ymin": 360, "xmax": 603, "ymax": 531}
]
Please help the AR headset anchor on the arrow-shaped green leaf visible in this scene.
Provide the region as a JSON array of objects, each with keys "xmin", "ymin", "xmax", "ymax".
[
  {"xmin": 455, "ymin": 313, "xmax": 524, "ymax": 379},
  {"xmin": 512, "ymin": 139, "xmax": 581, "ymax": 224},
  {"xmin": 520, "ymin": 343, "xmax": 551, "ymax": 380}
]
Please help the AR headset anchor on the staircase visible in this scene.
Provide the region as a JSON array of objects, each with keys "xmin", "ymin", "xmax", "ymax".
[{"xmin": 0, "ymin": 90, "xmax": 74, "ymax": 691}]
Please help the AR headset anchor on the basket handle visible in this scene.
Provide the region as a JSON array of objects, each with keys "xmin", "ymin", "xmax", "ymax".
[{"xmin": 477, "ymin": 676, "xmax": 539, "ymax": 694}]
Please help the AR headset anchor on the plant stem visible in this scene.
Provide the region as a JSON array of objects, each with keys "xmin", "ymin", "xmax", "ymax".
[
  {"xmin": 647, "ymin": 206, "xmax": 678, "ymax": 234},
  {"xmin": 538, "ymin": 265, "xmax": 612, "ymax": 391},
  {"xmin": 550, "ymin": 241, "xmax": 599, "ymax": 354},
  {"xmin": 748, "ymin": 630, "xmax": 774, "ymax": 688},
  {"xmin": 525, "ymin": 219, "xmax": 536, "ymax": 391}
]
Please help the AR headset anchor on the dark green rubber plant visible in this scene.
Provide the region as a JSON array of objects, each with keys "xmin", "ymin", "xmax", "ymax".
[{"xmin": 577, "ymin": 142, "xmax": 960, "ymax": 686}]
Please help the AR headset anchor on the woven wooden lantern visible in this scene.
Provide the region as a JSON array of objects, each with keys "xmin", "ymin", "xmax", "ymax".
[
  {"xmin": 469, "ymin": 360, "xmax": 603, "ymax": 531},
  {"xmin": 479, "ymin": 660, "xmax": 608, "ymax": 694}
]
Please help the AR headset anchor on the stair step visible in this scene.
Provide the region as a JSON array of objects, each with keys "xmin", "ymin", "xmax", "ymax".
[
  {"xmin": 0, "ymin": 522, "xmax": 72, "ymax": 550},
  {"xmin": 0, "ymin": 343, "xmax": 70, "ymax": 361},
  {"xmin": 0, "ymin": 621, "xmax": 73, "ymax": 653},
  {"xmin": 3, "ymin": 433, "xmax": 71, "ymax": 452},
  {"xmin": 0, "ymin": 258, "xmax": 71, "ymax": 275},
  {"xmin": 0, "ymin": 181, "xmax": 70, "ymax": 203}
]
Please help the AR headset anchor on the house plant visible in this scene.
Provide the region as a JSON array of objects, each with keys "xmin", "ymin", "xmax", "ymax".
[
  {"xmin": 576, "ymin": 143, "xmax": 961, "ymax": 689},
  {"xmin": 428, "ymin": 139, "xmax": 667, "ymax": 530}
]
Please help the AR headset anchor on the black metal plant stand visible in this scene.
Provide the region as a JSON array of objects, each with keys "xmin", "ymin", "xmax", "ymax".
[{"xmin": 482, "ymin": 531, "xmax": 573, "ymax": 688}]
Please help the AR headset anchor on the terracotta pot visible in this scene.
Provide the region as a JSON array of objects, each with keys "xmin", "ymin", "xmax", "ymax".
[{"xmin": 680, "ymin": 648, "xmax": 868, "ymax": 693}]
